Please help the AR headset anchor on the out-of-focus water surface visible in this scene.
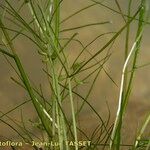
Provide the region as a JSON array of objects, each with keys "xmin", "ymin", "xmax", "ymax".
[{"xmin": 0, "ymin": 0, "xmax": 150, "ymax": 149}]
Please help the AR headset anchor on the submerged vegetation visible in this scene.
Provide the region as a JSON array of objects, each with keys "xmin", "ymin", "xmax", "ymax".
[{"xmin": 0, "ymin": 0, "xmax": 149, "ymax": 150}]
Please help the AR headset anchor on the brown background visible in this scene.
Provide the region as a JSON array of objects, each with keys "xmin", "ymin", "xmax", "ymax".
[{"xmin": 0, "ymin": 0, "xmax": 150, "ymax": 149}]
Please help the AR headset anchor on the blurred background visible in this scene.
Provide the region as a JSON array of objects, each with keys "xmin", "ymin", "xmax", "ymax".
[{"xmin": 0, "ymin": 0, "xmax": 150, "ymax": 149}]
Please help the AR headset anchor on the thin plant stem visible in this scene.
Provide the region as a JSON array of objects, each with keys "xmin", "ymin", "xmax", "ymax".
[{"xmin": 110, "ymin": 30, "xmax": 144, "ymax": 150}]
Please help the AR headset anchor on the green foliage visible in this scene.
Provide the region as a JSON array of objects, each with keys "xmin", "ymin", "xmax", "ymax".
[{"xmin": 0, "ymin": 0, "xmax": 149, "ymax": 150}]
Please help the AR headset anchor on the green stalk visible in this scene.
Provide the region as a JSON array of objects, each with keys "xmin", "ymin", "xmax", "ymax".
[
  {"xmin": 123, "ymin": 0, "xmax": 132, "ymax": 96},
  {"xmin": 123, "ymin": 0, "xmax": 146, "ymax": 109},
  {"xmin": 133, "ymin": 112, "xmax": 150, "ymax": 149},
  {"xmin": 53, "ymin": 0, "xmax": 60, "ymax": 47},
  {"xmin": 1, "ymin": 1, "xmax": 149, "ymax": 150},
  {"xmin": 110, "ymin": 1, "xmax": 147, "ymax": 149},
  {"xmin": 0, "ymin": 16, "xmax": 54, "ymax": 140},
  {"xmin": 68, "ymin": 77, "xmax": 78, "ymax": 150},
  {"xmin": 110, "ymin": 30, "xmax": 144, "ymax": 150},
  {"xmin": 48, "ymin": 1, "xmax": 69, "ymax": 149},
  {"xmin": 51, "ymin": 62, "xmax": 65, "ymax": 150}
]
